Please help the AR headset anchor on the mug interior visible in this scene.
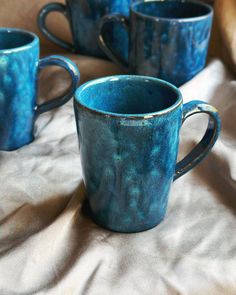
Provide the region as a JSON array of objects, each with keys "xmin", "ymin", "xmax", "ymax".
[
  {"xmin": 133, "ymin": 0, "xmax": 212, "ymax": 19},
  {"xmin": 0, "ymin": 29, "xmax": 36, "ymax": 51},
  {"xmin": 76, "ymin": 76, "xmax": 181, "ymax": 116}
]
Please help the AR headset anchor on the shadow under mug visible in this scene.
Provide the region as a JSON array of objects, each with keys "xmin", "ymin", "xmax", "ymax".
[
  {"xmin": 74, "ymin": 75, "xmax": 221, "ymax": 233},
  {"xmin": 38, "ymin": 0, "xmax": 132, "ymax": 59},
  {"xmin": 98, "ymin": 0, "xmax": 213, "ymax": 86},
  {"xmin": 0, "ymin": 28, "xmax": 80, "ymax": 151}
]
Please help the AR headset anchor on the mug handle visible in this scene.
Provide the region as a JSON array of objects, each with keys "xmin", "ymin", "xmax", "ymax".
[
  {"xmin": 98, "ymin": 14, "xmax": 129, "ymax": 68},
  {"xmin": 38, "ymin": 3, "xmax": 74, "ymax": 52},
  {"xmin": 36, "ymin": 55, "xmax": 80, "ymax": 115},
  {"xmin": 174, "ymin": 101, "xmax": 221, "ymax": 180}
]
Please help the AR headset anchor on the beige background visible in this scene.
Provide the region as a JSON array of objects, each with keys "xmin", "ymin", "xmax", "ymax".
[{"xmin": 0, "ymin": 0, "xmax": 71, "ymax": 55}]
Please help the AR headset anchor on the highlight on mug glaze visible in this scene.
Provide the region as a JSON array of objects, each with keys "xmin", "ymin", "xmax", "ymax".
[{"xmin": 74, "ymin": 75, "xmax": 220, "ymax": 233}]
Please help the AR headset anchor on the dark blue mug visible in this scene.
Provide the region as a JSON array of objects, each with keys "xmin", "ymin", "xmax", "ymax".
[
  {"xmin": 38, "ymin": 0, "xmax": 133, "ymax": 59},
  {"xmin": 99, "ymin": 0, "xmax": 213, "ymax": 86},
  {"xmin": 0, "ymin": 28, "xmax": 80, "ymax": 151},
  {"xmin": 74, "ymin": 75, "xmax": 221, "ymax": 233}
]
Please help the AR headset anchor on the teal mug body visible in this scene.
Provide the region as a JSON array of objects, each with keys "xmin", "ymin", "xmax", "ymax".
[{"xmin": 74, "ymin": 75, "xmax": 221, "ymax": 233}]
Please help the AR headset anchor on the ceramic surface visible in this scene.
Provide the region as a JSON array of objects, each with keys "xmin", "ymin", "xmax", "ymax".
[
  {"xmin": 0, "ymin": 28, "xmax": 80, "ymax": 151},
  {"xmin": 99, "ymin": 0, "xmax": 213, "ymax": 86},
  {"xmin": 38, "ymin": 0, "xmax": 133, "ymax": 59},
  {"xmin": 74, "ymin": 75, "xmax": 221, "ymax": 233}
]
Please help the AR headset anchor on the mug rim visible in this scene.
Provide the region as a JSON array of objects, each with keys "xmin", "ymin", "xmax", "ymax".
[
  {"xmin": 0, "ymin": 28, "xmax": 39, "ymax": 54},
  {"xmin": 131, "ymin": 0, "xmax": 213, "ymax": 23},
  {"xmin": 75, "ymin": 75, "xmax": 183, "ymax": 119}
]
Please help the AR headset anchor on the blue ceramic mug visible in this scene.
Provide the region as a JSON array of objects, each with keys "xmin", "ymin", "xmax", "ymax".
[
  {"xmin": 38, "ymin": 0, "xmax": 133, "ymax": 59},
  {"xmin": 74, "ymin": 75, "xmax": 221, "ymax": 233},
  {"xmin": 99, "ymin": 0, "xmax": 213, "ymax": 86},
  {"xmin": 0, "ymin": 28, "xmax": 80, "ymax": 151}
]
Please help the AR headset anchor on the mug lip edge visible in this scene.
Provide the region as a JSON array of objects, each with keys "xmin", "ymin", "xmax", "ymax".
[
  {"xmin": 74, "ymin": 75, "xmax": 183, "ymax": 120},
  {"xmin": 0, "ymin": 28, "xmax": 39, "ymax": 54},
  {"xmin": 131, "ymin": 0, "xmax": 213, "ymax": 23}
]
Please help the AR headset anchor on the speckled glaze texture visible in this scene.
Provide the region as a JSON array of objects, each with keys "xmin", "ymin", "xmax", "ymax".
[
  {"xmin": 0, "ymin": 28, "xmax": 80, "ymax": 151},
  {"xmin": 74, "ymin": 76, "xmax": 221, "ymax": 233},
  {"xmin": 38, "ymin": 0, "xmax": 133, "ymax": 59},
  {"xmin": 0, "ymin": 38, "xmax": 38, "ymax": 151},
  {"xmin": 99, "ymin": 0, "xmax": 213, "ymax": 86}
]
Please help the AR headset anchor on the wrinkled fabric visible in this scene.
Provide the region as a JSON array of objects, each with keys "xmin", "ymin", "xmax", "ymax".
[{"xmin": 0, "ymin": 58, "xmax": 236, "ymax": 295}]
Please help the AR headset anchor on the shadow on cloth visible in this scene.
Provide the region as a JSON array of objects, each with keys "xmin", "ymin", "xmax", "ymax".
[
  {"xmin": 5, "ymin": 181, "xmax": 116, "ymax": 294},
  {"xmin": 0, "ymin": 181, "xmax": 115, "ymax": 291},
  {"xmin": 194, "ymin": 152, "xmax": 236, "ymax": 214},
  {"xmin": 0, "ymin": 195, "xmax": 71, "ymax": 255},
  {"xmin": 0, "ymin": 182, "xmax": 97, "ymax": 255},
  {"xmin": 191, "ymin": 78, "xmax": 236, "ymax": 214}
]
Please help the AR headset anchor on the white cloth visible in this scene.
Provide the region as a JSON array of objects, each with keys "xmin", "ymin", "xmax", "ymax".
[{"xmin": 0, "ymin": 59, "xmax": 236, "ymax": 295}]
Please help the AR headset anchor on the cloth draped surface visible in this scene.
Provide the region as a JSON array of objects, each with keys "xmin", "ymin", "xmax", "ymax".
[
  {"xmin": 0, "ymin": 0, "xmax": 236, "ymax": 294},
  {"xmin": 0, "ymin": 57, "xmax": 236, "ymax": 295}
]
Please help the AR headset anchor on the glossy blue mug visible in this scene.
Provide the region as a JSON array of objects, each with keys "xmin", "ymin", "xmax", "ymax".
[
  {"xmin": 0, "ymin": 28, "xmax": 80, "ymax": 151},
  {"xmin": 99, "ymin": 0, "xmax": 213, "ymax": 86},
  {"xmin": 74, "ymin": 75, "xmax": 221, "ymax": 233},
  {"xmin": 38, "ymin": 0, "xmax": 133, "ymax": 59}
]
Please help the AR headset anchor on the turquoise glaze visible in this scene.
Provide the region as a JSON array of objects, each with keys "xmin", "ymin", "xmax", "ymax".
[
  {"xmin": 99, "ymin": 0, "xmax": 213, "ymax": 86},
  {"xmin": 0, "ymin": 28, "xmax": 80, "ymax": 151},
  {"xmin": 74, "ymin": 75, "xmax": 221, "ymax": 233},
  {"xmin": 38, "ymin": 0, "xmax": 133, "ymax": 59}
]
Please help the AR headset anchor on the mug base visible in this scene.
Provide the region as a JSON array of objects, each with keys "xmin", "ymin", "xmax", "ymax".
[
  {"xmin": 86, "ymin": 203, "xmax": 165, "ymax": 233},
  {"xmin": 0, "ymin": 135, "xmax": 34, "ymax": 151},
  {"xmin": 91, "ymin": 214, "xmax": 165, "ymax": 233}
]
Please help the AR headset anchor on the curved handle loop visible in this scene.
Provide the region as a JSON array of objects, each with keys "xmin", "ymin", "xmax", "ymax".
[
  {"xmin": 98, "ymin": 14, "xmax": 129, "ymax": 69},
  {"xmin": 38, "ymin": 3, "xmax": 74, "ymax": 52},
  {"xmin": 36, "ymin": 55, "xmax": 80, "ymax": 115},
  {"xmin": 174, "ymin": 101, "xmax": 221, "ymax": 180}
]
